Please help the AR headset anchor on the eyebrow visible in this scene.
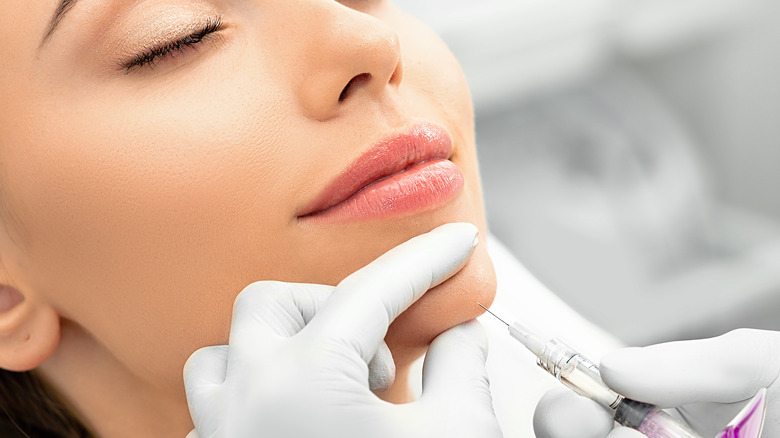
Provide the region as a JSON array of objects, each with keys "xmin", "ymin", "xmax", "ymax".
[{"xmin": 40, "ymin": 0, "xmax": 81, "ymax": 47}]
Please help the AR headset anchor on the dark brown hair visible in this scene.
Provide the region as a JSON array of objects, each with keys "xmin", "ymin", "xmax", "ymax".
[{"xmin": 0, "ymin": 369, "xmax": 93, "ymax": 437}]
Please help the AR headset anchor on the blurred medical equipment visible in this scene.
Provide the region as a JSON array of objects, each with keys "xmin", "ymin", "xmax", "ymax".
[
  {"xmin": 479, "ymin": 303, "xmax": 768, "ymax": 438},
  {"xmin": 395, "ymin": 0, "xmax": 780, "ymax": 345}
]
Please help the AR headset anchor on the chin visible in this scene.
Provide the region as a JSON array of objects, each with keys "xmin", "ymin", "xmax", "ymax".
[{"xmin": 383, "ymin": 239, "xmax": 496, "ymax": 367}]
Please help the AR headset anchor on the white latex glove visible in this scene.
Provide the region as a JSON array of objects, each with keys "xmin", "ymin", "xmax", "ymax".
[
  {"xmin": 183, "ymin": 222, "xmax": 503, "ymax": 438},
  {"xmin": 533, "ymin": 329, "xmax": 780, "ymax": 438}
]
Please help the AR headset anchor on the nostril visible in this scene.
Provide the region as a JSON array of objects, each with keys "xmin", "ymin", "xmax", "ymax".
[
  {"xmin": 338, "ymin": 73, "xmax": 372, "ymax": 102},
  {"xmin": 0, "ymin": 286, "xmax": 24, "ymax": 313}
]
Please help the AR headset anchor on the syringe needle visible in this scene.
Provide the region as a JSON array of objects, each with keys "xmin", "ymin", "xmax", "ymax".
[
  {"xmin": 478, "ymin": 302, "xmax": 545, "ymax": 357},
  {"xmin": 478, "ymin": 302, "xmax": 707, "ymax": 438},
  {"xmin": 477, "ymin": 302, "xmax": 510, "ymax": 327}
]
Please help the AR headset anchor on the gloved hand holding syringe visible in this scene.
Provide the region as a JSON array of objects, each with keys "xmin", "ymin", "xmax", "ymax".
[{"xmin": 479, "ymin": 304, "xmax": 768, "ymax": 438}]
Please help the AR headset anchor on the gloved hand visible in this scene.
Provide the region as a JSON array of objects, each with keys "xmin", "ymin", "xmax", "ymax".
[
  {"xmin": 533, "ymin": 329, "xmax": 780, "ymax": 438},
  {"xmin": 183, "ymin": 222, "xmax": 503, "ymax": 438}
]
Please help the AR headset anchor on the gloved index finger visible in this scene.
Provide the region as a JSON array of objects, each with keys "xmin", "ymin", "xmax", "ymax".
[
  {"xmin": 301, "ymin": 222, "xmax": 479, "ymax": 363},
  {"xmin": 601, "ymin": 328, "xmax": 780, "ymax": 407}
]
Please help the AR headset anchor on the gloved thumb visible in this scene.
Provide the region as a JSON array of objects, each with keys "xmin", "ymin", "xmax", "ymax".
[
  {"xmin": 368, "ymin": 341, "xmax": 396, "ymax": 392},
  {"xmin": 183, "ymin": 345, "xmax": 228, "ymax": 435},
  {"xmin": 420, "ymin": 320, "xmax": 500, "ymax": 432},
  {"xmin": 601, "ymin": 329, "xmax": 780, "ymax": 407},
  {"xmin": 533, "ymin": 389, "xmax": 613, "ymax": 438}
]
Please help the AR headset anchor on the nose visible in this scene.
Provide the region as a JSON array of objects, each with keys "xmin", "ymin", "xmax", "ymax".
[{"xmin": 293, "ymin": 1, "xmax": 403, "ymax": 120}]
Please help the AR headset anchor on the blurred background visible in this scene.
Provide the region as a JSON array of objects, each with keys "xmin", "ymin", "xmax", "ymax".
[{"xmin": 394, "ymin": 0, "xmax": 780, "ymax": 346}]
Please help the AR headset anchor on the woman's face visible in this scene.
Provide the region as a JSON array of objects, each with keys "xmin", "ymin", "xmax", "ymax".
[{"xmin": 0, "ymin": 0, "xmax": 495, "ymax": 401}]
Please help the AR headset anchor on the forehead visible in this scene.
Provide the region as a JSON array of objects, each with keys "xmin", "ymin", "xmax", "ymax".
[
  {"xmin": 3, "ymin": 0, "xmax": 53, "ymax": 28},
  {"xmin": 1, "ymin": 2, "xmax": 51, "ymax": 58}
]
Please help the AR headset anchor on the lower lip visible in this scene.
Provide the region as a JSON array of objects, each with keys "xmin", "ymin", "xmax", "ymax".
[{"xmin": 300, "ymin": 159, "xmax": 464, "ymax": 223}]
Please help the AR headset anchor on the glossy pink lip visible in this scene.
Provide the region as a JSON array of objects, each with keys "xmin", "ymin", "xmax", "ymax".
[{"xmin": 297, "ymin": 122, "xmax": 464, "ymax": 222}]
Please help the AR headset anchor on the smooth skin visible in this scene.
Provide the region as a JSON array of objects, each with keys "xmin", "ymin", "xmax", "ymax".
[{"xmin": 0, "ymin": 1, "xmax": 496, "ymax": 436}]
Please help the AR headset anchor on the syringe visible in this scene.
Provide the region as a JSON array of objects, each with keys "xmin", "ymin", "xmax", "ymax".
[{"xmin": 478, "ymin": 303, "xmax": 702, "ymax": 438}]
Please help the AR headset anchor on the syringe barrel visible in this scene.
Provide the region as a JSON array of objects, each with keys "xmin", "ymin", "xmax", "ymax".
[
  {"xmin": 536, "ymin": 339, "xmax": 623, "ymax": 410},
  {"xmin": 535, "ymin": 338, "xmax": 703, "ymax": 438},
  {"xmin": 616, "ymin": 399, "xmax": 701, "ymax": 438}
]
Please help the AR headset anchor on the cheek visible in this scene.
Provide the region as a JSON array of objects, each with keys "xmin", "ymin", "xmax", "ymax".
[
  {"xmin": 394, "ymin": 12, "xmax": 475, "ymax": 140},
  {"xmin": 393, "ymin": 12, "xmax": 480, "ymax": 201},
  {"xmin": 0, "ymin": 74, "xmax": 311, "ymax": 389}
]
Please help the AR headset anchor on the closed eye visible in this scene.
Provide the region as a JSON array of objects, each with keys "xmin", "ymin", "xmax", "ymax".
[{"xmin": 122, "ymin": 16, "xmax": 223, "ymax": 73}]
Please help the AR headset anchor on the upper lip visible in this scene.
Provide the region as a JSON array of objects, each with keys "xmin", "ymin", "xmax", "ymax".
[{"xmin": 297, "ymin": 122, "xmax": 454, "ymax": 217}]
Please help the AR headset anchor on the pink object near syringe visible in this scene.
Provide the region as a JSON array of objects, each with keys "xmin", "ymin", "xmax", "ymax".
[{"xmin": 715, "ymin": 387, "xmax": 767, "ymax": 438}]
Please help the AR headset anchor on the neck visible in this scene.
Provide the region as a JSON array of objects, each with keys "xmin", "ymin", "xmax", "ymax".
[{"xmin": 38, "ymin": 318, "xmax": 193, "ymax": 438}]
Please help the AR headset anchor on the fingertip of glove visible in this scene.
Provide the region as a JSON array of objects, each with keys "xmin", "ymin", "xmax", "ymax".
[
  {"xmin": 429, "ymin": 222, "xmax": 478, "ymax": 240},
  {"xmin": 425, "ymin": 222, "xmax": 479, "ymax": 254},
  {"xmin": 368, "ymin": 342, "xmax": 396, "ymax": 393},
  {"xmin": 600, "ymin": 347, "xmax": 645, "ymax": 385},
  {"xmin": 183, "ymin": 345, "xmax": 229, "ymax": 385},
  {"xmin": 534, "ymin": 389, "xmax": 613, "ymax": 438}
]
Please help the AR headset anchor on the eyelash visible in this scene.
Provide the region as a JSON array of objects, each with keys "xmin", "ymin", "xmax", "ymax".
[{"xmin": 123, "ymin": 16, "xmax": 224, "ymax": 73}]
